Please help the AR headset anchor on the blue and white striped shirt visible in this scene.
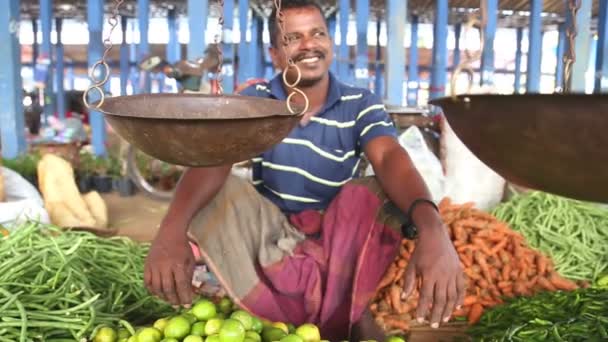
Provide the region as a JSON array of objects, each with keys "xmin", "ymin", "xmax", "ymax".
[{"xmin": 239, "ymin": 72, "xmax": 398, "ymax": 213}]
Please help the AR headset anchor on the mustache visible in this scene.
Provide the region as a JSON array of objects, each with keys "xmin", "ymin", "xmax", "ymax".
[{"xmin": 292, "ymin": 50, "xmax": 325, "ymax": 62}]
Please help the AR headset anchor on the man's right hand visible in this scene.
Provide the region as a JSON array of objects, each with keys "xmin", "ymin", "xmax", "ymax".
[{"xmin": 144, "ymin": 229, "xmax": 195, "ymax": 308}]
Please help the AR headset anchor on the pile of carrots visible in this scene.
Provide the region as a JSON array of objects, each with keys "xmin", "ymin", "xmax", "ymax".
[{"xmin": 370, "ymin": 197, "xmax": 581, "ymax": 333}]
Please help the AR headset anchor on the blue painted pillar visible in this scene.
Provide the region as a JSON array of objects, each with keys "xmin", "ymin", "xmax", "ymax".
[
  {"xmin": 386, "ymin": 0, "xmax": 406, "ymax": 105},
  {"xmin": 40, "ymin": 0, "xmax": 54, "ymax": 120},
  {"xmin": 138, "ymin": 0, "xmax": 151, "ymax": 93},
  {"xmin": 570, "ymin": 0, "xmax": 592, "ymax": 92},
  {"xmin": 32, "ymin": 19, "xmax": 39, "ymax": 64},
  {"xmin": 355, "ymin": 0, "xmax": 370, "ymax": 88},
  {"xmin": 407, "ymin": 15, "xmax": 419, "ymax": 106},
  {"xmin": 120, "ymin": 16, "xmax": 130, "ymax": 96},
  {"xmin": 338, "ymin": 0, "xmax": 350, "ymax": 83},
  {"xmin": 0, "ymin": 0, "xmax": 26, "ymax": 158},
  {"xmin": 167, "ymin": 9, "xmax": 181, "ymax": 64},
  {"xmin": 222, "ymin": 0, "xmax": 235, "ymax": 93},
  {"xmin": 594, "ymin": 0, "xmax": 608, "ymax": 93},
  {"xmin": 263, "ymin": 18, "xmax": 273, "ymax": 80},
  {"xmin": 66, "ymin": 65, "xmax": 74, "ymax": 90},
  {"xmin": 514, "ymin": 27, "xmax": 524, "ymax": 93},
  {"xmin": 188, "ymin": 0, "xmax": 208, "ymax": 60},
  {"xmin": 328, "ymin": 13, "xmax": 337, "ymax": 74},
  {"xmin": 87, "ymin": 0, "xmax": 107, "ymax": 156},
  {"xmin": 374, "ymin": 17, "xmax": 383, "ymax": 97},
  {"xmin": 237, "ymin": 0, "xmax": 251, "ymax": 84},
  {"xmin": 250, "ymin": 14, "xmax": 263, "ymax": 78},
  {"xmin": 453, "ymin": 23, "xmax": 462, "ymax": 69},
  {"xmin": 555, "ymin": 23, "xmax": 566, "ymax": 90},
  {"xmin": 526, "ymin": 0, "xmax": 543, "ymax": 93},
  {"xmin": 55, "ymin": 18, "xmax": 66, "ymax": 120},
  {"xmin": 129, "ymin": 19, "xmax": 139, "ymax": 93},
  {"xmin": 430, "ymin": 0, "xmax": 448, "ymax": 100},
  {"xmin": 480, "ymin": 0, "xmax": 497, "ymax": 86}
]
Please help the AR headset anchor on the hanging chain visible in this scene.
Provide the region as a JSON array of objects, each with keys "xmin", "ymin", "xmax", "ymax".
[
  {"xmin": 83, "ymin": 0, "xmax": 124, "ymax": 109},
  {"xmin": 562, "ymin": 0, "xmax": 580, "ymax": 93},
  {"xmin": 273, "ymin": 0, "xmax": 309, "ymax": 115},
  {"xmin": 214, "ymin": 0, "xmax": 225, "ymax": 95},
  {"xmin": 450, "ymin": 0, "xmax": 487, "ymax": 99}
]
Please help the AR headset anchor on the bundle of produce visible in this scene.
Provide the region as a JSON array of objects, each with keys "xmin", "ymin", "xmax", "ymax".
[
  {"xmin": 492, "ymin": 191, "xmax": 608, "ymax": 282},
  {"xmin": 467, "ymin": 287, "xmax": 608, "ymax": 341},
  {"xmin": 0, "ymin": 222, "xmax": 176, "ymax": 341},
  {"xmin": 370, "ymin": 197, "xmax": 579, "ymax": 334}
]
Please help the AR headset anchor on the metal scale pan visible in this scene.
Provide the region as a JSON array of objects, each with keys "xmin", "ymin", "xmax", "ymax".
[
  {"xmin": 430, "ymin": 93, "xmax": 608, "ymax": 203},
  {"xmin": 97, "ymin": 93, "xmax": 303, "ymax": 167}
]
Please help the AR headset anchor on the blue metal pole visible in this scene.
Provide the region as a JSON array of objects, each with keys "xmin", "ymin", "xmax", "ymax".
[
  {"xmin": 555, "ymin": 23, "xmax": 566, "ymax": 90},
  {"xmin": 87, "ymin": 0, "xmax": 106, "ymax": 156},
  {"xmin": 138, "ymin": 0, "xmax": 151, "ymax": 93},
  {"xmin": 188, "ymin": 0, "xmax": 208, "ymax": 60},
  {"xmin": 338, "ymin": 0, "xmax": 350, "ymax": 83},
  {"xmin": 129, "ymin": 19, "xmax": 139, "ymax": 94},
  {"xmin": 32, "ymin": 19, "xmax": 39, "ymax": 65},
  {"xmin": 167, "ymin": 8, "xmax": 181, "ymax": 64},
  {"xmin": 40, "ymin": 0, "xmax": 53, "ymax": 121},
  {"xmin": 0, "ymin": 0, "xmax": 26, "ymax": 158},
  {"xmin": 355, "ymin": 0, "xmax": 370, "ymax": 89},
  {"xmin": 374, "ymin": 17, "xmax": 383, "ymax": 97},
  {"xmin": 237, "ymin": 0, "xmax": 251, "ymax": 84},
  {"xmin": 594, "ymin": 0, "xmax": 608, "ymax": 93},
  {"xmin": 453, "ymin": 23, "xmax": 462, "ymax": 69},
  {"xmin": 120, "ymin": 16, "xmax": 129, "ymax": 96},
  {"xmin": 480, "ymin": 0, "xmax": 497, "ymax": 86},
  {"xmin": 66, "ymin": 66, "xmax": 74, "ymax": 90},
  {"xmin": 526, "ymin": 0, "xmax": 543, "ymax": 93},
  {"xmin": 222, "ymin": 0, "xmax": 235, "ymax": 93},
  {"xmin": 386, "ymin": 0, "xmax": 406, "ymax": 105},
  {"xmin": 263, "ymin": 18, "xmax": 273, "ymax": 80},
  {"xmin": 570, "ymin": 0, "xmax": 592, "ymax": 92},
  {"xmin": 250, "ymin": 14, "xmax": 263, "ymax": 78},
  {"xmin": 430, "ymin": 0, "xmax": 448, "ymax": 100},
  {"xmin": 328, "ymin": 13, "xmax": 337, "ymax": 74},
  {"xmin": 514, "ymin": 27, "xmax": 523, "ymax": 93},
  {"xmin": 55, "ymin": 18, "xmax": 66, "ymax": 120},
  {"xmin": 407, "ymin": 15, "xmax": 419, "ymax": 106}
]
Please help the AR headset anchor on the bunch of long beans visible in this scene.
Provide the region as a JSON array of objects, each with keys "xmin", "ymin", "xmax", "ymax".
[
  {"xmin": 0, "ymin": 222, "xmax": 176, "ymax": 342},
  {"xmin": 492, "ymin": 191, "xmax": 608, "ymax": 281}
]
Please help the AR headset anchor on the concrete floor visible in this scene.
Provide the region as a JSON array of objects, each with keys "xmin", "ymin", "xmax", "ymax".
[{"xmin": 102, "ymin": 192, "xmax": 168, "ymax": 242}]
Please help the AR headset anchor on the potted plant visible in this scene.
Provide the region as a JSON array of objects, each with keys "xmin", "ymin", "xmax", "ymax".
[
  {"xmin": 92, "ymin": 157, "xmax": 113, "ymax": 193},
  {"xmin": 75, "ymin": 150, "xmax": 95, "ymax": 193},
  {"xmin": 110, "ymin": 155, "xmax": 135, "ymax": 197}
]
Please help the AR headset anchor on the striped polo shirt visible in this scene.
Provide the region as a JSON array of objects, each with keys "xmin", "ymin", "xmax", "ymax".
[{"xmin": 239, "ymin": 72, "xmax": 398, "ymax": 214}]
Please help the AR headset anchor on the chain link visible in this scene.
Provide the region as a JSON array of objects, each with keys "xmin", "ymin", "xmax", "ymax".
[
  {"xmin": 273, "ymin": 0, "xmax": 309, "ymax": 115},
  {"xmin": 83, "ymin": 0, "xmax": 124, "ymax": 110},
  {"xmin": 562, "ymin": 0, "xmax": 580, "ymax": 93},
  {"xmin": 214, "ymin": 0, "xmax": 225, "ymax": 95},
  {"xmin": 450, "ymin": 0, "xmax": 487, "ymax": 99}
]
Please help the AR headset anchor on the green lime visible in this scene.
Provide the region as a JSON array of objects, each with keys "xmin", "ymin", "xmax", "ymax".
[
  {"xmin": 250, "ymin": 317, "xmax": 263, "ymax": 333},
  {"xmin": 205, "ymin": 318, "xmax": 224, "ymax": 336},
  {"xmin": 118, "ymin": 328, "xmax": 131, "ymax": 339},
  {"xmin": 164, "ymin": 315, "xmax": 192, "ymax": 339},
  {"xmin": 386, "ymin": 337, "xmax": 406, "ymax": 342},
  {"xmin": 294, "ymin": 324, "xmax": 320, "ymax": 342},
  {"xmin": 154, "ymin": 318, "xmax": 170, "ymax": 332},
  {"xmin": 191, "ymin": 321, "xmax": 206, "ymax": 336},
  {"xmin": 230, "ymin": 310, "xmax": 253, "ymax": 331},
  {"xmin": 137, "ymin": 327, "xmax": 162, "ymax": 342},
  {"xmin": 245, "ymin": 331, "xmax": 261, "ymax": 342},
  {"xmin": 184, "ymin": 336, "xmax": 205, "ymax": 342},
  {"xmin": 118, "ymin": 339, "xmax": 128, "ymax": 342},
  {"xmin": 261, "ymin": 327, "xmax": 287, "ymax": 342},
  {"xmin": 94, "ymin": 326, "xmax": 118, "ymax": 342},
  {"xmin": 219, "ymin": 319, "xmax": 246, "ymax": 342},
  {"xmin": 216, "ymin": 312, "xmax": 227, "ymax": 320},
  {"xmin": 127, "ymin": 337, "xmax": 137, "ymax": 342},
  {"xmin": 219, "ymin": 297, "xmax": 233, "ymax": 314},
  {"xmin": 280, "ymin": 334, "xmax": 304, "ymax": 342},
  {"xmin": 184, "ymin": 312, "xmax": 199, "ymax": 324},
  {"xmin": 160, "ymin": 339, "xmax": 179, "ymax": 342},
  {"xmin": 244, "ymin": 339, "xmax": 258, "ymax": 342},
  {"xmin": 272, "ymin": 322, "xmax": 289, "ymax": 335},
  {"xmin": 206, "ymin": 334, "xmax": 221, "ymax": 342},
  {"xmin": 192, "ymin": 299, "xmax": 218, "ymax": 321}
]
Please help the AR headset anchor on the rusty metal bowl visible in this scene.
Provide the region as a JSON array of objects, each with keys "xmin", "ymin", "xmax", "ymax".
[
  {"xmin": 97, "ymin": 93, "xmax": 302, "ymax": 167},
  {"xmin": 429, "ymin": 93, "xmax": 608, "ymax": 203}
]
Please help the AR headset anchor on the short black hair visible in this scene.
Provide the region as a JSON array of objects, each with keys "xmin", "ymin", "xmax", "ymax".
[{"xmin": 268, "ymin": 0, "xmax": 328, "ymax": 47}]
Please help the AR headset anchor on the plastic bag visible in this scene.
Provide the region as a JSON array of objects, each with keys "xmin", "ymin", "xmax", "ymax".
[
  {"xmin": 0, "ymin": 167, "xmax": 50, "ymax": 229},
  {"xmin": 365, "ymin": 126, "xmax": 446, "ymax": 202}
]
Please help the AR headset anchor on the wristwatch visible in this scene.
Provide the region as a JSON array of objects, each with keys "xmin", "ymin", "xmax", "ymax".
[{"xmin": 382, "ymin": 199, "xmax": 439, "ymax": 239}]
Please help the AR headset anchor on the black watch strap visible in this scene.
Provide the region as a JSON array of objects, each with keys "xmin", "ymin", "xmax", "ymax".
[{"xmin": 401, "ymin": 199, "xmax": 439, "ymax": 239}]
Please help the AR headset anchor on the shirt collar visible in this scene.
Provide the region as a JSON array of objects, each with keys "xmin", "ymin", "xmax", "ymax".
[{"xmin": 268, "ymin": 71, "xmax": 343, "ymax": 112}]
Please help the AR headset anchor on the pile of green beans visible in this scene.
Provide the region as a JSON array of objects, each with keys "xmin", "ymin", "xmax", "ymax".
[
  {"xmin": 492, "ymin": 191, "xmax": 608, "ymax": 281},
  {"xmin": 467, "ymin": 287, "xmax": 608, "ymax": 341},
  {"xmin": 0, "ymin": 222, "xmax": 176, "ymax": 342}
]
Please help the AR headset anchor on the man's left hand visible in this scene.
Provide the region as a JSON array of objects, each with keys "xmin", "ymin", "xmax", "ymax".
[{"xmin": 402, "ymin": 223, "xmax": 465, "ymax": 328}]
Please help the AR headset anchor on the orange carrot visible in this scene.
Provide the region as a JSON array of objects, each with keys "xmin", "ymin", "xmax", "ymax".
[
  {"xmin": 394, "ymin": 268, "xmax": 405, "ymax": 283},
  {"xmin": 490, "ymin": 238, "xmax": 509, "ymax": 255},
  {"xmin": 378, "ymin": 265, "xmax": 398, "ymax": 289},
  {"xmin": 467, "ymin": 303, "xmax": 484, "ymax": 325},
  {"xmin": 537, "ymin": 277, "xmax": 557, "ymax": 291},
  {"xmin": 461, "ymin": 219, "xmax": 490, "ymax": 230},
  {"xmin": 502, "ymin": 264, "xmax": 511, "ymax": 282},
  {"xmin": 397, "ymin": 259, "xmax": 407, "ymax": 268},
  {"xmin": 384, "ymin": 317, "xmax": 410, "ymax": 331},
  {"xmin": 390, "ymin": 285, "xmax": 403, "ymax": 313},
  {"xmin": 472, "ymin": 238, "xmax": 493, "ymax": 255},
  {"xmin": 549, "ymin": 274, "xmax": 578, "ymax": 291},
  {"xmin": 536, "ymin": 255, "xmax": 548, "ymax": 276},
  {"xmin": 463, "ymin": 295, "xmax": 478, "ymax": 306}
]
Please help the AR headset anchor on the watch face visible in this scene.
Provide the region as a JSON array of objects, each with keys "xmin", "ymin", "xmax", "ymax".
[{"xmin": 402, "ymin": 224, "xmax": 418, "ymax": 240}]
